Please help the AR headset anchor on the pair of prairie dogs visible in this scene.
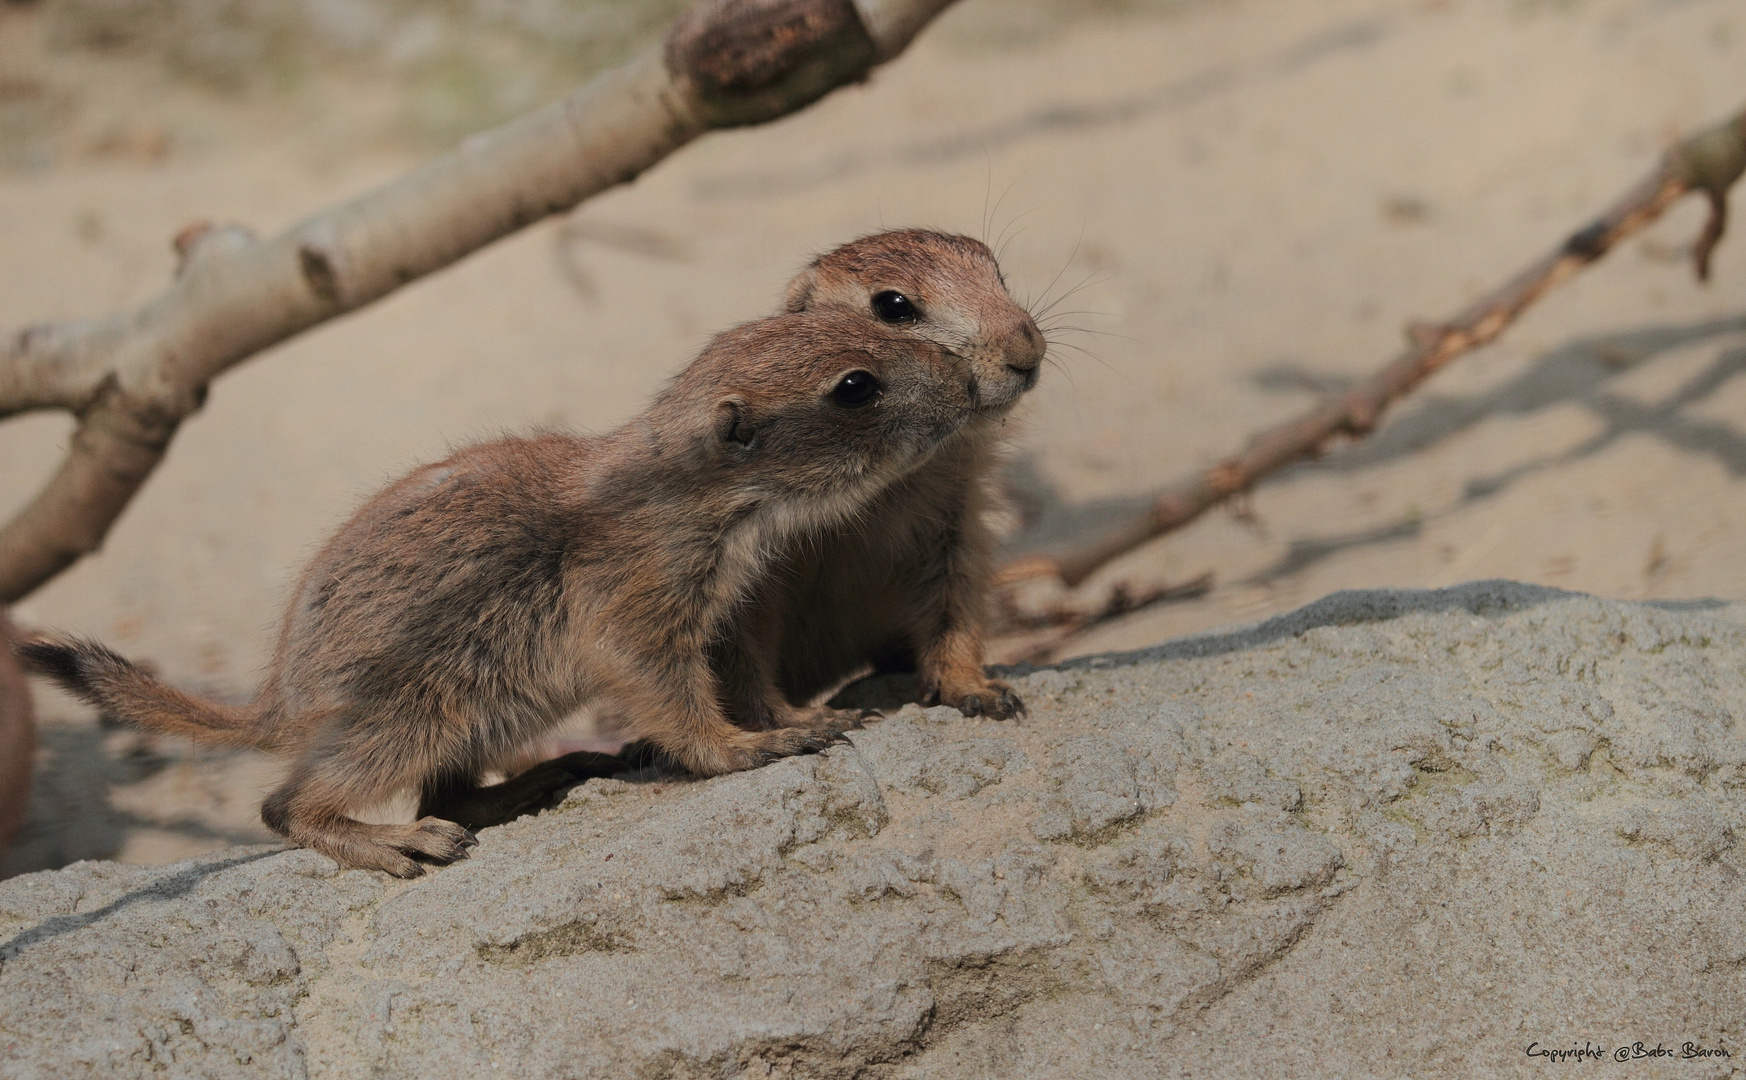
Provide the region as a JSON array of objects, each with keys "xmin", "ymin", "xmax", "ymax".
[{"xmin": 21, "ymin": 229, "xmax": 1046, "ymax": 876}]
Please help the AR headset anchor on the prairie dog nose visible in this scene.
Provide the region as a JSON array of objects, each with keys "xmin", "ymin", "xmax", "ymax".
[{"xmin": 1004, "ymin": 312, "xmax": 1046, "ymax": 372}]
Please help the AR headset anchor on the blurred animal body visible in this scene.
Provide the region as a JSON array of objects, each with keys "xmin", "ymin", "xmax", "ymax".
[{"xmin": 0, "ymin": 611, "xmax": 35, "ymax": 861}]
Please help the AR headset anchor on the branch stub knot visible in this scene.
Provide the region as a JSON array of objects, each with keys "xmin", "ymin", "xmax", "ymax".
[{"xmin": 665, "ymin": 0, "xmax": 877, "ymax": 125}]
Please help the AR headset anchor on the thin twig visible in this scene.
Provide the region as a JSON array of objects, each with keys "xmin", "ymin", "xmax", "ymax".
[
  {"xmin": 998, "ymin": 104, "xmax": 1746, "ymax": 593},
  {"xmin": 0, "ymin": 0, "xmax": 960, "ymax": 603},
  {"xmin": 991, "ymin": 570, "xmax": 1214, "ymax": 665}
]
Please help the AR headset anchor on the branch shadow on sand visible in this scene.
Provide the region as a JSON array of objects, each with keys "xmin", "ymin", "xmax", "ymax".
[
  {"xmin": 690, "ymin": 14, "xmax": 1393, "ymax": 200},
  {"xmin": 1002, "ymin": 311, "xmax": 1746, "ymax": 586},
  {"xmin": 0, "ymin": 847, "xmax": 282, "ymax": 960},
  {"xmin": 0, "ymin": 720, "xmax": 278, "ymax": 881},
  {"xmin": 1288, "ymin": 312, "xmax": 1746, "ymax": 481},
  {"xmin": 1244, "ymin": 311, "xmax": 1746, "ymax": 581}
]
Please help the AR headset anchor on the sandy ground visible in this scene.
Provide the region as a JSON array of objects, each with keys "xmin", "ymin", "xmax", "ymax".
[{"xmin": 1, "ymin": 0, "xmax": 1743, "ymax": 875}]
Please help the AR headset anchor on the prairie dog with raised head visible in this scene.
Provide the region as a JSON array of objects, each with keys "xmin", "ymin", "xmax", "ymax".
[{"xmin": 721, "ymin": 229, "xmax": 1044, "ymax": 724}]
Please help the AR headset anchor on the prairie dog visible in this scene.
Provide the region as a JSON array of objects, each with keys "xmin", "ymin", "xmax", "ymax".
[
  {"xmin": 728, "ymin": 229, "xmax": 1044, "ymax": 722},
  {"xmin": 20, "ymin": 293, "xmax": 1033, "ymax": 876}
]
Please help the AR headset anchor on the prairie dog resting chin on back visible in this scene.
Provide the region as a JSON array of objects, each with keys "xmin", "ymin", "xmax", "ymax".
[{"xmin": 17, "ymin": 307, "xmax": 1002, "ymax": 875}]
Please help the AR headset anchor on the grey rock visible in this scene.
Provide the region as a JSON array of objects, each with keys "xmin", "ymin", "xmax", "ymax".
[
  {"xmin": 1202, "ymin": 749, "xmax": 1303, "ymax": 811},
  {"xmin": 1416, "ymin": 781, "xmax": 1541, "ymax": 839},
  {"xmin": 1613, "ymin": 798, "xmax": 1735, "ymax": 860},
  {"xmin": 1029, "ymin": 717, "xmax": 1182, "ymax": 841},
  {"xmin": 1206, "ymin": 810, "xmax": 1344, "ymax": 896},
  {"xmin": 849, "ymin": 718, "xmax": 1028, "ymax": 799},
  {"xmin": 5, "ymin": 583, "xmax": 1746, "ymax": 1077}
]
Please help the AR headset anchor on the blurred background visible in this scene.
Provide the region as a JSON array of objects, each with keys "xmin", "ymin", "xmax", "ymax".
[{"xmin": 0, "ymin": 0, "xmax": 1741, "ymax": 875}]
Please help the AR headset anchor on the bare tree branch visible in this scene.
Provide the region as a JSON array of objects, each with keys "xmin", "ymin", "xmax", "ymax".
[
  {"xmin": 0, "ymin": 0, "xmax": 960, "ymax": 604},
  {"xmin": 998, "ymin": 104, "xmax": 1746, "ymax": 594}
]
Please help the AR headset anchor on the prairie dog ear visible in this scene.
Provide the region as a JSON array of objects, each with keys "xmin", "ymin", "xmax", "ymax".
[
  {"xmin": 783, "ymin": 267, "xmax": 818, "ymax": 313},
  {"xmin": 712, "ymin": 395, "xmax": 756, "ymax": 449}
]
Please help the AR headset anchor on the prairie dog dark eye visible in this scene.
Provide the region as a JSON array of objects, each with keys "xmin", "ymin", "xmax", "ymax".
[
  {"xmin": 830, "ymin": 370, "xmax": 881, "ymax": 407},
  {"xmin": 871, "ymin": 291, "xmax": 917, "ymax": 324}
]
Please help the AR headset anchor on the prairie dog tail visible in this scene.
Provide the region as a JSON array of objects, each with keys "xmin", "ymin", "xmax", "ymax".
[{"xmin": 16, "ymin": 635, "xmax": 264, "ymax": 749}]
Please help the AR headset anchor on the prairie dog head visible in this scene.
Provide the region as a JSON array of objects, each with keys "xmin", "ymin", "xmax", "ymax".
[
  {"xmin": 783, "ymin": 229, "xmax": 1044, "ymax": 417},
  {"xmin": 653, "ymin": 309, "xmax": 992, "ymax": 516}
]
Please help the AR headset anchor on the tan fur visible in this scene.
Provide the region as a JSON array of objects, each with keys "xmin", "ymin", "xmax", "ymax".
[{"xmin": 15, "ymin": 232, "xmax": 1043, "ymax": 877}]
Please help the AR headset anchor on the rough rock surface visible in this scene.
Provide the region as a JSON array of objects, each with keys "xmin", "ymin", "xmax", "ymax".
[{"xmin": 4, "ymin": 582, "xmax": 1746, "ymax": 1078}]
